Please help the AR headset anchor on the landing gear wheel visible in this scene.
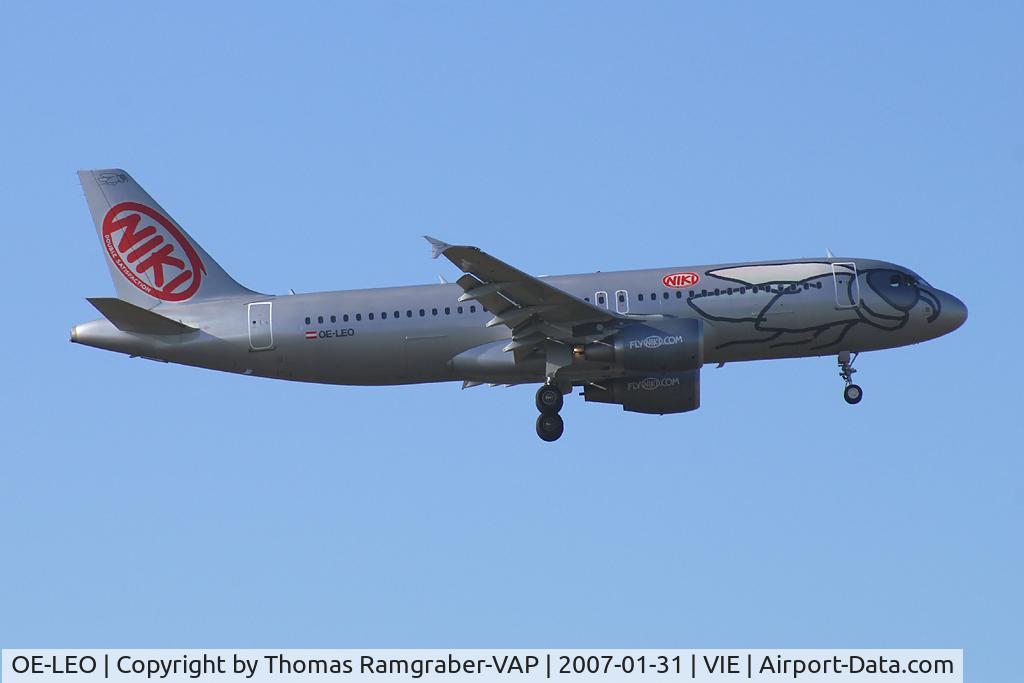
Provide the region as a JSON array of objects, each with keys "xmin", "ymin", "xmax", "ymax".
[
  {"xmin": 536, "ymin": 413, "xmax": 564, "ymax": 442},
  {"xmin": 536, "ymin": 384, "xmax": 564, "ymax": 415},
  {"xmin": 837, "ymin": 352, "xmax": 863, "ymax": 405}
]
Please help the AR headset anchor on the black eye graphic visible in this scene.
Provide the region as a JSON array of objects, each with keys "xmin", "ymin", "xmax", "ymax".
[{"xmin": 868, "ymin": 271, "xmax": 919, "ymax": 311}]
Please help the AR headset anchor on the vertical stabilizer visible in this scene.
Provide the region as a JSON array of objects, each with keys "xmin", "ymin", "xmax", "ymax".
[{"xmin": 78, "ymin": 169, "xmax": 256, "ymax": 307}]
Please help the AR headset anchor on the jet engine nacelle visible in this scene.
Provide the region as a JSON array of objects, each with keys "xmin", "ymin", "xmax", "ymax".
[
  {"xmin": 583, "ymin": 370, "xmax": 701, "ymax": 414},
  {"xmin": 583, "ymin": 318, "xmax": 703, "ymax": 372}
]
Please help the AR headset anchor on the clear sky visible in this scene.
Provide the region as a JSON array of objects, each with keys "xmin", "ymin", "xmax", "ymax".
[{"xmin": 1, "ymin": 2, "xmax": 1021, "ymax": 679}]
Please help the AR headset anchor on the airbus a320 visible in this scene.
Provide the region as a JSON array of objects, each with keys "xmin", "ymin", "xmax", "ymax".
[{"xmin": 71, "ymin": 169, "xmax": 968, "ymax": 441}]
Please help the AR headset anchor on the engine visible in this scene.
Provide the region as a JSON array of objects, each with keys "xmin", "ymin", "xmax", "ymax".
[
  {"xmin": 579, "ymin": 319, "xmax": 703, "ymax": 414},
  {"xmin": 581, "ymin": 318, "xmax": 703, "ymax": 372},
  {"xmin": 584, "ymin": 370, "xmax": 701, "ymax": 414}
]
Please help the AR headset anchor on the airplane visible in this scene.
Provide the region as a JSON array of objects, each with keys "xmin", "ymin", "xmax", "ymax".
[{"xmin": 71, "ymin": 169, "xmax": 967, "ymax": 441}]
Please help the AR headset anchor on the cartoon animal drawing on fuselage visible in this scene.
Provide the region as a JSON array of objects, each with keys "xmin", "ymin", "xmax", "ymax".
[{"xmin": 687, "ymin": 262, "xmax": 942, "ymax": 351}]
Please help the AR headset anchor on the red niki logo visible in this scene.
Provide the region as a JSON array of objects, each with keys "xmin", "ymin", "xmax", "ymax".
[
  {"xmin": 101, "ymin": 202, "xmax": 205, "ymax": 302},
  {"xmin": 662, "ymin": 272, "xmax": 700, "ymax": 288}
]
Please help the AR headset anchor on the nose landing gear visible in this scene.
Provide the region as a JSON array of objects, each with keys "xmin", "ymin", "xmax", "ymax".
[
  {"xmin": 838, "ymin": 351, "xmax": 863, "ymax": 405},
  {"xmin": 535, "ymin": 382, "xmax": 566, "ymax": 441}
]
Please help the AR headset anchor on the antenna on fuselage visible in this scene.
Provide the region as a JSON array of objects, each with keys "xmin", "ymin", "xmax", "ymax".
[{"xmin": 826, "ymin": 248, "xmax": 834, "ymax": 258}]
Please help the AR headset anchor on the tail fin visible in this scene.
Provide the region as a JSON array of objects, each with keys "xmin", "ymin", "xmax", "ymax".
[{"xmin": 78, "ymin": 169, "xmax": 256, "ymax": 307}]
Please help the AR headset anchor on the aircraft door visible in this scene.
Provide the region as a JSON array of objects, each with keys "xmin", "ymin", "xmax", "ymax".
[
  {"xmin": 248, "ymin": 302, "xmax": 274, "ymax": 350},
  {"xmin": 831, "ymin": 263, "xmax": 860, "ymax": 308},
  {"xmin": 615, "ymin": 289, "xmax": 629, "ymax": 314}
]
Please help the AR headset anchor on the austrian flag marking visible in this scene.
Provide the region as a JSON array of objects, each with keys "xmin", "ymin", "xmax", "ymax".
[
  {"xmin": 101, "ymin": 202, "xmax": 205, "ymax": 302},
  {"xmin": 304, "ymin": 331, "xmax": 318, "ymax": 340},
  {"xmin": 662, "ymin": 271, "xmax": 700, "ymax": 288}
]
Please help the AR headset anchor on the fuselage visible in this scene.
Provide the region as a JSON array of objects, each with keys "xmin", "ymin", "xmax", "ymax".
[{"xmin": 72, "ymin": 256, "xmax": 967, "ymax": 387}]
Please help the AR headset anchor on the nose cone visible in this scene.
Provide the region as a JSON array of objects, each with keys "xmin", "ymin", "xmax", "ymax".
[{"xmin": 939, "ymin": 292, "xmax": 968, "ymax": 335}]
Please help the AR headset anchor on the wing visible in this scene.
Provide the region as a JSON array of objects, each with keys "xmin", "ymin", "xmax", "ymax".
[{"xmin": 425, "ymin": 236, "xmax": 624, "ymax": 360}]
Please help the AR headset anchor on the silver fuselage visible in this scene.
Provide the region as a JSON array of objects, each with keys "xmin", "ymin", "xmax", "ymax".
[{"xmin": 72, "ymin": 257, "xmax": 967, "ymax": 387}]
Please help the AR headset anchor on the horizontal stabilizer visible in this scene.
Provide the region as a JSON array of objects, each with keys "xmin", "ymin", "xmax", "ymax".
[{"xmin": 87, "ymin": 297, "xmax": 197, "ymax": 335}]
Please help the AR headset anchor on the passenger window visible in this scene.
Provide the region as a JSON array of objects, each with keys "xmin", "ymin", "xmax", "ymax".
[
  {"xmin": 305, "ymin": 317, "xmax": 311, "ymax": 325},
  {"xmin": 470, "ymin": 305, "xmax": 476, "ymax": 313},
  {"xmin": 457, "ymin": 306, "xmax": 463, "ymax": 314},
  {"xmin": 638, "ymin": 293, "xmax": 644, "ymax": 301},
  {"xmin": 368, "ymin": 313, "xmax": 374, "ymax": 320},
  {"xmin": 382, "ymin": 312, "xmax": 387, "ymax": 319},
  {"xmin": 584, "ymin": 297, "xmax": 590, "ymax": 302},
  {"xmin": 419, "ymin": 309, "xmax": 425, "ymax": 316},
  {"xmin": 406, "ymin": 310, "xmax": 412, "ymax": 318},
  {"xmin": 330, "ymin": 315, "xmax": 336, "ymax": 323},
  {"xmin": 676, "ymin": 290, "xmax": 682, "ymax": 298},
  {"xmin": 393, "ymin": 310, "xmax": 399, "ymax": 318},
  {"xmin": 432, "ymin": 308, "xmax": 438, "ymax": 315},
  {"xmin": 663, "ymin": 292, "xmax": 669, "ymax": 299},
  {"xmin": 343, "ymin": 314, "xmax": 349, "ymax": 322},
  {"xmin": 650, "ymin": 292, "xmax": 656, "ymax": 300},
  {"xmin": 445, "ymin": 307, "xmax": 451, "ymax": 315},
  {"xmin": 318, "ymin": 316, "xmax": 324, "ymax": 324},
  {"xmin": 740, "ymin": 287, "xmax": 746, "ymax": 294},
  {"xmin": 356, "ymin": 313, "xmax": 362, "ymax": 321},
  {"xmin": 727, "ymin": 288, "xmax": 733, "ymax": 295}
]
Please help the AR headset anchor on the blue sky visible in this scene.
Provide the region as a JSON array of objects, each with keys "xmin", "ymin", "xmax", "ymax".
[{"xmin": 1, "ymin": 1, "xmax": 1021, "ymax": 678}]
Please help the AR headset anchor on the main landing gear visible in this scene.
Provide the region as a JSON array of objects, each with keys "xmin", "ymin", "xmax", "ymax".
[
  {"xmin": 838, "ymin": 351, "xmax": 863, "ymax": 405},
  {"xmin": 535, "ymin": 383, "xmax": 565, "ymax": 442}
]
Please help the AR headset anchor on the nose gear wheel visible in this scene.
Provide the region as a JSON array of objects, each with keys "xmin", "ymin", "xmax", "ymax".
[{"xmin": 838, "ymin": 351, "xmax": 863, "ymax": 405}]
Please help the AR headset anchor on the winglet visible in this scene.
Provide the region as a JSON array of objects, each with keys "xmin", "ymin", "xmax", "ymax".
[{"xmin": 424, "ymin": 235, "xmax": 451, "ymax": 259}]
